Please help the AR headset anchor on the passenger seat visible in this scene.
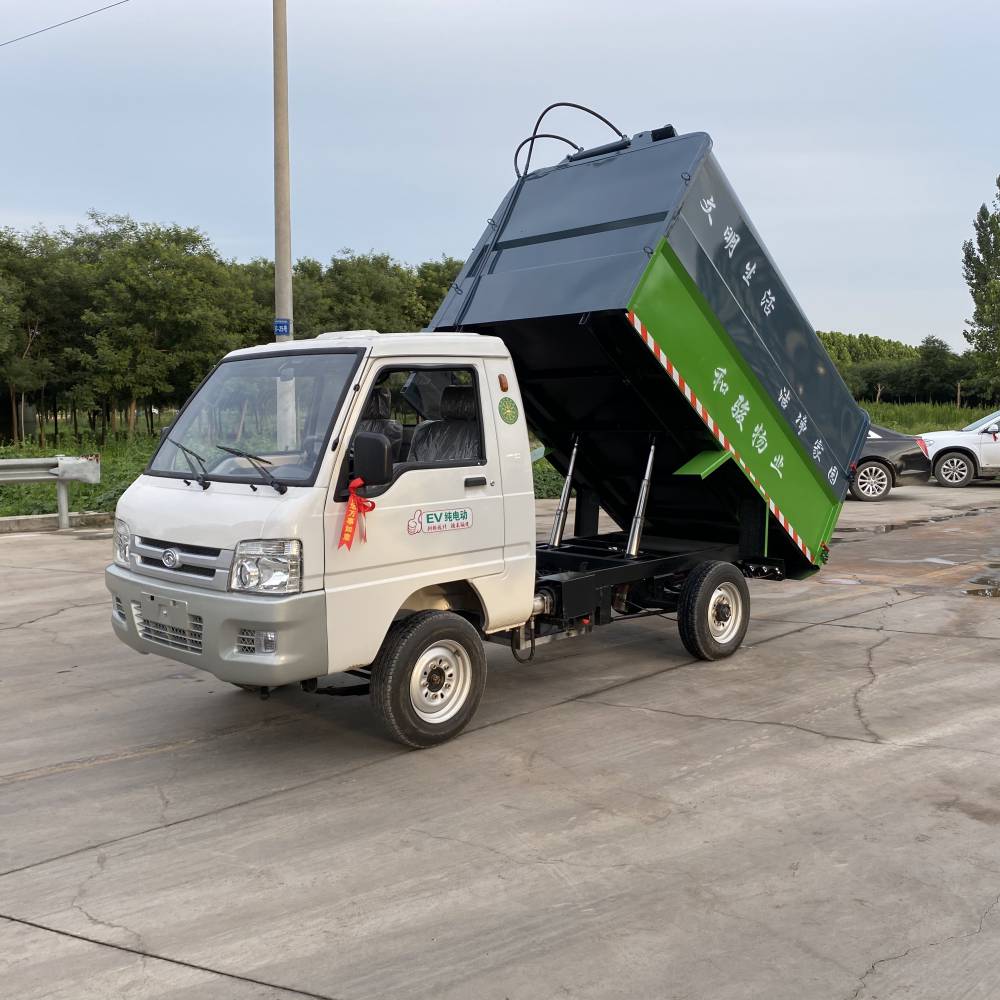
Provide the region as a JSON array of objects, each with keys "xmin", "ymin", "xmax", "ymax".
[{"xmin": 408, "ymin": 385, "xmax": 481, "ymax": 464}]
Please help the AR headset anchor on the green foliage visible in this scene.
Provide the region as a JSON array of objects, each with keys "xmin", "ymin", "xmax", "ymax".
[
  {"xmin": 825, "ymin": 331, "xmax": 991, "ymax": 407},
  {"xmin": 532, "ymin": 457, "xmax": 565, "ymax": 499},
  {"xmin": 286, "ymin": 251, "xmax": 463, "ymax": 337},
  {"xmin": 818, "ymin": 330, "xmax": 918, "ymax": 366},
  {"xmin": 862, "ymin": 402, "xmax": 995, "ymax": 435},
  {"xmin": 962, "ymin": 175, "xmax": 1000, "ymax": 384}
]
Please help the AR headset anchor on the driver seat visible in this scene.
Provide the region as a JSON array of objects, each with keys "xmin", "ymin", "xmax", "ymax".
[{"xmin": 358, "ymin": 385, "xmax": 403, "ymax": 460}]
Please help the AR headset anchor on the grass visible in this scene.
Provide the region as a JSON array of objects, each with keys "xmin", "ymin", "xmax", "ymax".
[
  {"xmin": 1, "ymin": 401, "xmax": 995, "ymax": 517},
  {"xmin": 861, "ymin": 401, "xmax": 994, "ymax": 435}
]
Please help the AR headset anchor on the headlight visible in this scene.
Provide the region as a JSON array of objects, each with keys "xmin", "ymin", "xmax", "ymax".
[
  {"xmin": 230, "ymin": 539, "xmax": 302, "ymax": 594},
  {"xmin": 113, "ymin": 518, "xmax": 130, "ymax": 567}
]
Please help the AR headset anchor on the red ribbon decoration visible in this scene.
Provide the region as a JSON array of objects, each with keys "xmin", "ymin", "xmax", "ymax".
[{"xmin": 339, "ymin": 477, "xmax": 375, "ymax": 550}]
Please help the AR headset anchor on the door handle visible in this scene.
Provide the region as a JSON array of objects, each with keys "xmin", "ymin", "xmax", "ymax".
[{"xmin": 464, "ymin": 476, "xmax": 487, "ymax": 488}]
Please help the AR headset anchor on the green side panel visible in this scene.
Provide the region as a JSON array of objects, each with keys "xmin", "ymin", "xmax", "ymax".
[
  {"xmin": 629, "ymin": 241, "xmax": 841, "ymax": 564},
  {"xmin": 674, "ymin": 449, "xmax": 732, "ymax": 479}
]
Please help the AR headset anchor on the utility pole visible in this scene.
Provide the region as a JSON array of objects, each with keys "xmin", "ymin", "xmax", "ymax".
[
  {"xmin": 273, "ymin": 0, "xmax": 292, "ymax": 343},
  {"xmin": 273, "ymin": 0, "xmax": 295, "ymax": 449}
]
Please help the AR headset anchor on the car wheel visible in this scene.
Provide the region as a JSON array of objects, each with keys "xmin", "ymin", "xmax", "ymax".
[
  {"xmin": 370, "ymin": 611, "xmax": 487, "ymax": 748},
  {"xmin": 934, "ymin": 452, "xmax": 975, "ymax": 488},
  {"xmin": 850, "ymin": 460, "xmax": 892, "ymax": 501},
  {"xmin": 678, "ymin": 561, "xmax": 750, "ymax": 661}
]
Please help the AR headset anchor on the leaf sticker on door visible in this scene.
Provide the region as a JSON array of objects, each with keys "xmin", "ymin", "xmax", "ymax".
[{"xmin": 408, "ymin": 508, "xmax": 473, "ymax": 534}]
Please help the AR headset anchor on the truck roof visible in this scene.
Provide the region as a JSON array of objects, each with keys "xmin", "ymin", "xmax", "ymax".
[{"xmin": 226, "ymin": 330, "xmax": 510, "ymax": 362}]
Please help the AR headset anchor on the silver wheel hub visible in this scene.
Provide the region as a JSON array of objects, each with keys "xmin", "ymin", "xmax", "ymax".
[
  {"xmin": 409, "ymin": 639, "xmax": 473, "ymax": 724},
  {"xmin": 857, "ymin": 465, "xmax": 889, "ymax": 497},
  {"xmin": 708, "ymin": 582, "xmax": 743, "ymax": 644},
  {"xmin": 940, "ymin": 456, "xmax": 969, "ymax": 484}
]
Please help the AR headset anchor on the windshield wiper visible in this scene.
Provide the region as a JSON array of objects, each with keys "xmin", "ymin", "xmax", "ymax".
[
  {"xmin": 168, "ymin": 437, "xmax": 210, "ymax": 490},
  {"xmin": 215, "ymin": 445, "xmax": 288, "ymax": 495}
]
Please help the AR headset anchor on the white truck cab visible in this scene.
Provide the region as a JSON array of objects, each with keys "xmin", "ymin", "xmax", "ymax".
[{"xmin": 107, "ymin": 331, "xmax": 539, "ymax": 745}]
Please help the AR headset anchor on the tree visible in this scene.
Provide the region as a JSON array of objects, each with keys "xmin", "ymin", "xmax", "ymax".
[
  {"xmin": 75, "ymin": 214, "xmax": 241, "ymax": 437},
  {"xmin": 415, "ymin": 256, "xmax": 463, "ymax": 326},
  {"xmin": 962, "ymin": 176, "xmax": 1000, "ymax": 385},
  {"xmin": 0, "ymin": 267, "xmax": 24, "ymax": 443},
  {"xmin": 913, "ymin": 335, "xmax": 960, "ymax": 401},
  {"xmin": 818, "ymin": 329, "xmax": 918, "ymax": 365}
]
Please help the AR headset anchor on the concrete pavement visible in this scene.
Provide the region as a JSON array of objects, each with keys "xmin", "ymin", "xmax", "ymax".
[{"xmin": 3, "ymin": 481, "xmax": 1000, "ymax": 999}]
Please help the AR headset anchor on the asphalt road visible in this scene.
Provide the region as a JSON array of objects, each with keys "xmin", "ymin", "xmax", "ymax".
[{"xmin": 3, "ymin": 480, "xmax": 1000, "ymax": 999}]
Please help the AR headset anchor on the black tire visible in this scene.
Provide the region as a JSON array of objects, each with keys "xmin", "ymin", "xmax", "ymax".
[
  {"xmin": 934, "ymin": 451, "xmax": 975, "ymax": 488},
  {"xmin": 678, "ymin": 561, "xmax": 750, "ymax": 661},
  {"xmin": 370, "ymin": 611, "xmax": 486, "ymax": 748},
  {"xmin": 849, "ymin": 460, "xmax": 893, "ymax": 502}
]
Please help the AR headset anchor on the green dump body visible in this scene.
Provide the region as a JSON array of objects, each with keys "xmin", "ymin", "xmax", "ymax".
[{"xmin": 429, "ymin": 127, "xmax": 869, "ymax": 577}]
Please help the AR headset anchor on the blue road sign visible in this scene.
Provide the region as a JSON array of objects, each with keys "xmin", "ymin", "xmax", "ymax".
[{"xmin": 274, "ymin": 317, "xmax": 291, "ymax": 339}]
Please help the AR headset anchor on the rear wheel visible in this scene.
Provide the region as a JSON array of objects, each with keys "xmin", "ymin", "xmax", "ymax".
[
  {"xmin": 850, "ymin": 460, "xmax": 892, "ymax": 501},
  {"xmin": 678, "ymin": 561, "xmax": 750, "ymax": 661},
  {"xmin": 370, "ymin": 611, "xmax": 486, "ymax": 748},
  {"xmin": 934, "ymin": 451, "xmax": 975, "ymax": 488}
]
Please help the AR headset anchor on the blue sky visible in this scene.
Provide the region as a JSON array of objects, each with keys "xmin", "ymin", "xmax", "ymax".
[{"xmin": 3, "ymin": 0, "xmax": 998, "ymax": 348}]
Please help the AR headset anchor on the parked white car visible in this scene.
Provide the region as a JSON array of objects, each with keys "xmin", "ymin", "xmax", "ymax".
[{"xmin": 918, "ymin": 408, "xmax": 1000, "ymax": 487}]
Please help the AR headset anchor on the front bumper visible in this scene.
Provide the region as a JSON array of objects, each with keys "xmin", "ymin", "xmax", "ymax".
[{"xmin": 105, "ymin": 564, "xmax": 328, "ymax": 686}]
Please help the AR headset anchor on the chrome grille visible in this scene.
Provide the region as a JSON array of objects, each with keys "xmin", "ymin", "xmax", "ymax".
[
  {"xmin": 237, "ymin": 628, "xmax": 257, "ymax": 655},
  {"xmin": 131, "ymin": 536, "xmax": 234, "ymax": 591},
  {"xmin": 131, "ymin": 602, "xmax": 204, "ymax": 654}
]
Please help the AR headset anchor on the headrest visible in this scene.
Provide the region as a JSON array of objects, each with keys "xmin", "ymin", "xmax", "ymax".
[
  {"xmin": 441, "ymin": 385, "xmax": 477, "ymax": 421},
  {"xmin": 363, "ymin": 385, "xmax": 391, "ymax": 420}
]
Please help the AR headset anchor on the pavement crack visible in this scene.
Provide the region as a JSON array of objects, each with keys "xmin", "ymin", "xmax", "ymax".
[
  {"xmin": 408, "ymin": 827, "xmax": 690, "ymax": 885},
  {"xmin": 585, "ymin": 700, "xmax": 879, "ymax": 748},
  {"xmin": 0, "ymin": 713, "xmax": 304, "ymax": 787},
  {"xmin": 845, "ymin": 889, "xmax": 1000, "ymax": 999},
  {"xmin": 69, "ymin": 850, "xmax": 146, "ymax": 952},
  {"xmin": 0, "ymin": 914, "xmax": 343, "ymax": 1000},
  {"xmin": 852, "ymin": 635, "xmax": 891, "ymax": 743},
  {"xmin": 0, "ymin": 599, "xmax": 107, "ymax": 633},
  {"xmin": 583, "ymin": 701, "xmax": 1000, "ymax": 763},
  {"xmin": 155, "ymin": 783, "xmax": 171, "ymax": 825}
]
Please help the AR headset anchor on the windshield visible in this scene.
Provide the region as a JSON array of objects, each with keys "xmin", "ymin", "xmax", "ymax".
[
  {"xmin": 149, "ymin": 350, "xmax": 360, "ymax": 486},
  {"xmin": 962, "ymin": 408, "xmax": 1000, "ymax": 432}
]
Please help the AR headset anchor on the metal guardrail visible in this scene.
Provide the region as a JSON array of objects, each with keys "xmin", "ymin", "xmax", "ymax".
[{"xmin": 0, "ymin": 455, "xmax": 101, "ymax": 529}]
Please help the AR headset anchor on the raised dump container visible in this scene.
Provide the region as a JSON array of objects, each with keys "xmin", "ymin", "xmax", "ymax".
[{"xmin": 430, "ymin": 124, "xmax": 869, "ymax": 578}]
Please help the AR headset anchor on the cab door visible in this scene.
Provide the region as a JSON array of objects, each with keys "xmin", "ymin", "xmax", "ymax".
[{"xmin": 322, "ymin": 359, "xmax": 504, "ymax": 672}]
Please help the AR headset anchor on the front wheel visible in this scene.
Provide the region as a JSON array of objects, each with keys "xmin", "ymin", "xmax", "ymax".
[
  {"xmin": 934, "ymin": 451, "xmax": 975, "ymax": 488},
  {"xmin": 850, "ymin": 460, "xmax": 892, "ymax": 501},
  {"xmin": 678, "ymin": 561, "xmax": 750, "ymax": 661},
  {"xmin": 370, "ymin": 611, "xmax": 487, "ymax": 748}
]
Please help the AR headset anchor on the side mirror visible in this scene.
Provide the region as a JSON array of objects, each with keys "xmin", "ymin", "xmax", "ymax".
[
  {"xmin": 159, "ymin": 426, "xmax": 170, "ymax": 443},
  {"xmin": 986, "ymin": 424, "xmax": 999, "ymax": 435},
  {"xmin": 353, "ymin": 432, "xmax": 393, "ymax": 486}
]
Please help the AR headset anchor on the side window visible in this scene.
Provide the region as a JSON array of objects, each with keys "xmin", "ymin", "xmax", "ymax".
[{"xmin": 352, "ymin": 367, "xmax": 483, "ymax": 476}]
